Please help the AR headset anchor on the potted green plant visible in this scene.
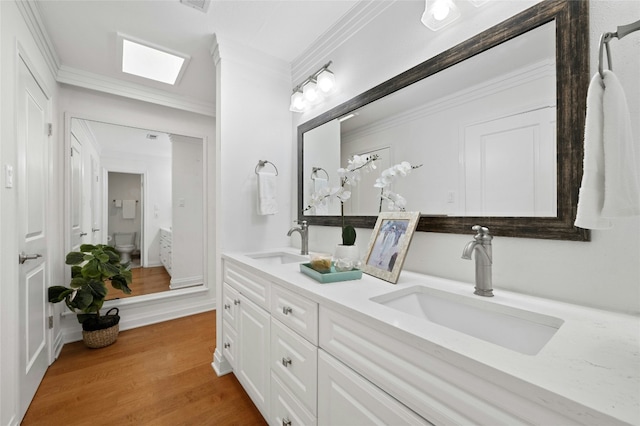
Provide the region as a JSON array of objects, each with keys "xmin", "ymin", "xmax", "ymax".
[{"xmin": 48, "ymin": 244, "xmax": 133, "ymax": 348}]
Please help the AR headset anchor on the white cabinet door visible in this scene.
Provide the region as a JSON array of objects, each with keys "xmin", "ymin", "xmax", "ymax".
[
  {"xmin": 237, "ymin": 293, "xmax": 271, "ymax": 420},
  {"xmin": 318, "ymin": 350, "xmax": 432, "ymax": 426}
]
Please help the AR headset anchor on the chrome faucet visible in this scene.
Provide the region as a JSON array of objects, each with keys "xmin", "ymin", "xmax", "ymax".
[
  {"xmin": 462, "ymin": 225, "xmax": 493, "ymax": 297},
  {"xmin": 287, "ymin": 220, "xmax": 309, "ymax": 255}
]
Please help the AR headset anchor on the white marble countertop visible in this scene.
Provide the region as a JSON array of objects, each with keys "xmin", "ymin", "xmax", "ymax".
[{"xmin": 223, "ymin": 248, "xmax": 640, "ymax": 425}]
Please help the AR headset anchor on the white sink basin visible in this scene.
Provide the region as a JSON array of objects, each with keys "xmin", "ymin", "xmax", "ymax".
[
  {"xmin": 371, "ymin": 286, "xmax": 563, "ymax": 355},
  {"xmin": 246, "ymin": 251, "xmax": 308, "ymax": 265}
]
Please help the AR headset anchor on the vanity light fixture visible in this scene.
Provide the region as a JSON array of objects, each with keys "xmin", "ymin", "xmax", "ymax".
[
  {"xmin": 421, "ymin": 0, "xmax": 461, "ymax": 31},
  {"xmin": 289, "ymin": 61, "xmax": 336, "ymax": 113}
]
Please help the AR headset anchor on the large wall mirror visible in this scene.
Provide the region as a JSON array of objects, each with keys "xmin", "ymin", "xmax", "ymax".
[
  {"xmin": 297, "ymin": 0, "xmax": 590, "ymax": 241},
  {"xmin": 67, "ymin": 117, "xmax": 205, "ymax": 302}
]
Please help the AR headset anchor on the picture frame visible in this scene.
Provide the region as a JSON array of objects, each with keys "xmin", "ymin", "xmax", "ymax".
[{"xmin": 362, "ymin": 211, "xmax": 420, "ymax": 283}]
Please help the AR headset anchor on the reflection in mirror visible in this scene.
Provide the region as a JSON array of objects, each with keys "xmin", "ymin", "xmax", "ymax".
[
  {"xmin": 69, "ymin": 118, "xmax": 204, "ymax": 301},
  {"xmin": 304, "ymin": 21, "xmax": 556, "ymax": 218},
  {"xmin": 298, "ymin": 0, "xmax": 590, "ymax": 241}
]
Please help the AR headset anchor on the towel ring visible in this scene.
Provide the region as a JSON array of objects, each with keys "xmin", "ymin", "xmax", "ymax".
[
  {"xmin": 598, "ymin": 32, "xmax": 614, "ymax": 80},
  {"xmin": 311, "ymin": 167, "xmax": 329, "ymax": 180},
  {"xmin": 255, "ymin": 160, "xmax": 278, "ymax": 175}
]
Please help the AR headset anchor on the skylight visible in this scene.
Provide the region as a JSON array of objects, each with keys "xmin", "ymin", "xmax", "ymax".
[{"xmin": 120, "ymin": 36, "xmax": 189, "ymax": 85}]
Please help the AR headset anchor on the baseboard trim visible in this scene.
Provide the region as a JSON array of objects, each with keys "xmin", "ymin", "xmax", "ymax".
[
  {"xmin": 170, "ymin": 275, "xmax": 204, "ymax": 290},
  {"xmin": 61, "ymin": 294, "xmax": 215, "ymax": 344},
  {"xmin": 212, "ymin": 348, "xmax": 233, "ymax": 376}
]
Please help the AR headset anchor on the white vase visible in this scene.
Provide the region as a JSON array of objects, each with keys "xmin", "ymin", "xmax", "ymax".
[{"xmin": 334, "ymin": 244, "xmax": 360, "ymax": 263}]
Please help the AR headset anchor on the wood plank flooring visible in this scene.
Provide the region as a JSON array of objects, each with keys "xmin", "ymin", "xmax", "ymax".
[
  {"xmin": 22, "ymin": 311, "xmax": 267, "ymax": 426},
  {"xmin": 106, "ymin": 266, "xmax": 171, "ymax": 301}
]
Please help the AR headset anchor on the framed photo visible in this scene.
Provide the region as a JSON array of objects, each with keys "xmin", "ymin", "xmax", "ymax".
[{"xmin": 362, "ymin": 211, "xmax": 420, "ymax": 283}]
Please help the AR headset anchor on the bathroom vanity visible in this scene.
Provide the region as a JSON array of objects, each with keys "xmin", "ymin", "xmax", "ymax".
[
  {"xmin": 217, "ymin": 249, "xmax": 639, "ymax": 425},
  {"xmin": 159, "ymin": 227, "xmax": 172, "ymax": 276}
]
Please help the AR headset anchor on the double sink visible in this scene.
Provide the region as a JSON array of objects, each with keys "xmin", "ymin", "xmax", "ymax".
[{"xmin": 245, "ymin": 251, "xmax": 562, "ymax": 355}]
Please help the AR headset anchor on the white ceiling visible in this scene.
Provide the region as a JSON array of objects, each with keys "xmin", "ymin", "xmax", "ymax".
[{"xmin": 36, "ymin": 0, "xmax": 361, "ymax": 112}]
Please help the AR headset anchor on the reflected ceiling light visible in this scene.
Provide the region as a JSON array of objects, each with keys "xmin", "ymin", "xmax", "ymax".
[
  {"xmin": 469, "ymin": 0, "xmax": 489, "ymax": 6},
  {"xmin": 119, "ymin": 34, "xmax": 190, "ymax": 85},
  {"xmin": 289, "ymin": 61, "xmax": 336, "ymax": 113},
  {"xmin": 338, "ymin": 113, "xmax": 358, "ymax": 122},
  {"xmin": 421, "ymin": 0, "xmax": 461, "ymax": 31}
]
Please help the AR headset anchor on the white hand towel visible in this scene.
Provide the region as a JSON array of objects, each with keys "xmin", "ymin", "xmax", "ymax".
[
  {"xmin": 122, "ymin": 199, "xmax": 136, "ymax": 219},
  {"xmin": 257, "ymin": 171, "xmax": 278, "ymax": 215},
  {"xmin": 114, "ymin": 199, "xmax": 122, "ymax": 208},
  {"xmin": 313, "ymin": 177, "xmax": 329, "ymax": 215},
  {"xmin": 575, "ymin": 71, "xmax": 640, "ymax": 230}
]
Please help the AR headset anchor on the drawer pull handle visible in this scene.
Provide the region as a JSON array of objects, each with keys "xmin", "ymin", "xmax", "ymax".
[
  {"xmin": 282, "ymin": 306, "xmax": 293, "ymax": 315},
  {"xmin": 234, "ymin": 299, "xmax": 240, "ymax": 305},
  {"xmin": 282, "ymin": 418, "xmax": 292, "ymax": 426},
  {"xmin": 282, "ymin": 357, "xmax": 292, "ymax": 367},
  {"xmin": 224, "ymin": 342, "xmax": 230, "ymax": 349},
  {"xmin": 224, "ymin": 304, "xmax": 231, "ymax": 310}
]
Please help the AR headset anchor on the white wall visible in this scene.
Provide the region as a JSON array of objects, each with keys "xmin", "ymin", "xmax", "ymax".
[
  {"xmin": 293, "ymin": 0, "xmax": 640, "ymax": 314},
  {"xmin": 171, "ymin": 134, "xmax": 204, "ymax": 288},
  {"xmin": 0, "ymin": 2, "xmax": 62, "ymax": 424}
]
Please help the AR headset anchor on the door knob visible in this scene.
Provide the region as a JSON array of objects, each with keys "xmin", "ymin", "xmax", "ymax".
[{"xmin": 19, "ymin": 252, "xmax": 42, "ymax": 264}]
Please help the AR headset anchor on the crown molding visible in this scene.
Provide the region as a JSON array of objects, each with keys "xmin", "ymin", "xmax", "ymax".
[
  {"xmin": 18, "ymin": 0, "xmax": 215, "ymax": 117},
  {"xmin": 57, "ymin": 66, "xmax": 215, "ymax": 117},
  {"xmin": 15, "ymin": 0, "xmax": 60, "ymax": 79},
  {"xmin": 291, "ymin": 0, "xmax": 396, "ymax": 84}
]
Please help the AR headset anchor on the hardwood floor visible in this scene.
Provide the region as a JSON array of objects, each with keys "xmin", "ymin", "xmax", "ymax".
[
  {"xmin": 106, "ymin": 266, "xmax": 171, "ymax": 301},
  {"xmin": 22, "ymin": 311, "xmax": 267, "ymax": 426}
]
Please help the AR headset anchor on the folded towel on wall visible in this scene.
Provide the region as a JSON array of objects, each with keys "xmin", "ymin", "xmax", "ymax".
[
  {"xmin": 575, "ymin": 71, "xmax": 640, "ymax": 230},
  {"xmin": 122, "ymin": 199, "xmax": 136, "ymax": 219},
  {"xmin": 114, "ymin": 199, "xmax": 122, "ymax": 208},
  {"xmin": 312, "ymin": 177, "xmax": 329, "ymax": 215},
  {"xmin": 257, "ymin": 171, "xmax": 278, "ymax": 215}
]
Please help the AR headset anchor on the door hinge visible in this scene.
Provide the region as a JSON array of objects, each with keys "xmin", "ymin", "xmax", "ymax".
[
  {"xmin": 48, "ymin": 316, "xmax": 53, "ymax": 329},
  {"xmin": 47, "ymin": 123, "xmax": 53, "ymax": 137},
  {"xmin": 70, "ymin": 147, "xmax": 73, "ymax": 156}
]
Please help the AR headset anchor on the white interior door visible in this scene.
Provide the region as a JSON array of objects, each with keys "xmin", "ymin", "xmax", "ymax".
[
  {"xmin": 70, "ymin": 134, "xmax": 83, "ymax": 251},
  {"xmin": 17, "ymin": 55, "xmax": 50, "ymax": 420},
  {"xmin": 90, "ymin": 155, "xmax": 102, "ymax": 243}
]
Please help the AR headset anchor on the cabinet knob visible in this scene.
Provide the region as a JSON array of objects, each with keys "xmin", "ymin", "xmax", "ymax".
[
  {"xmin": 234, "ymin": 299, "xmax": 240, "ymax": 305},
  {"xmin": 224, "ymin": 304, "xmax": 231, "ymax": 310},
  {"xmin": 282, "ymin": 306, "xmax": 293, "ymax": 315},
  {"xmin": 281, "ymin": 357, "xmax": 292, "ymax": 367},
  {"xmin": 224, "ymin": 342, "xmax": 230, "ymax": 349},
  {"xmin": 282, "ymin": 418, "xmax": 292, "ymax": 426}
]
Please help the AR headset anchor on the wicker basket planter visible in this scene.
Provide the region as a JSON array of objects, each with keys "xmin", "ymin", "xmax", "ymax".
[{"xmin": 81, "ymin": 308, "xmax": 120, "ymax": 349}]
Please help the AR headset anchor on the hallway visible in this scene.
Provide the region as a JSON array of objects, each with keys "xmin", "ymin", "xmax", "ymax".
[{"xmin": 22, "ymin": 311, "xmax": 266, "ymax": 425}]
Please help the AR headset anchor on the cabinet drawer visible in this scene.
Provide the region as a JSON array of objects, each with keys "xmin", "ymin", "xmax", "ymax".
[
  {"xmin": 271, "ymin": 318, "xmax": 317, "ymax": 415},
  {"xmin": 224, "ymin": 261, "xmax": 271, "ymax": 310},
  {"xmin": 270, "ymin": 373, "xmax": 316, "ymax": 426},
  {"xmin": 318, "ymin": 349, "xmax": 431, "ymax": 426},
  {"xmin": 319, "ymin": 307, "xmax": 579, "ymax": 426},
  {"xmin": 222, "ymin": 282, "xmax": 240, "ymax": 329},
  {"xmin": 222, "ymin": 320, "xmax": 237, "ymax": 369},
  {"xmin": 271, "ymin": 284, "xmax": 318, "ymax": 345}
]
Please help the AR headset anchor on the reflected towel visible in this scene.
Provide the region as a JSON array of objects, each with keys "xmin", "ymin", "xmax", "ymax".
[
  {"xmin": 575, "ymin": 71, "xmax": 640, "ymax": 229},
  {"xmin": 122, "ymin": 200, "xmax": 136, "ymax": 219},
  {"xmin": 257, "ymin": 171, "xmax": 278, "ymax": 215},
  {"xmin": 114, "ymin": 199, "xmax": 122, "ymax": 208},
  {"xmin": 313, "ymin": 177, "xmax": 329, "ymax": 215}
]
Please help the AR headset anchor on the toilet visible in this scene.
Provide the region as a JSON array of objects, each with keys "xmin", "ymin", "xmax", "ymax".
[{"xmin": 113, "ymin": 232, "xmax": 136, "ymax": 264}]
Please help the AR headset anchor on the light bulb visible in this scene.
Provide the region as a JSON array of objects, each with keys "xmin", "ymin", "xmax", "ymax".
[
  {"xmin": 316, "ymin": 69, "xmax": 336, "ymax": 93},
  {"xmin": 303, "ymin": 79, "xmax": 321, "ymax": 104},
  {"xmin": 289, "ymin": 90, "xmax": 306, "ymax": 112},
  {"xmin": 432, "ymin": 0, "xmax": 450, "ymax": 21}
]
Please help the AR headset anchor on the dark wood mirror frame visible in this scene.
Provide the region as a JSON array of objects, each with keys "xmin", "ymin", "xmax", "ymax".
[{"xmin": 297, "ymin": 0, "xmax": 589, "ymax": 241}]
